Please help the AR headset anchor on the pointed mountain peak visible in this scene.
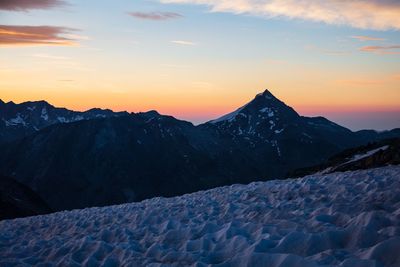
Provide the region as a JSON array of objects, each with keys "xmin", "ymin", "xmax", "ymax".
[
  {"xmin": 208, "ymin": 88, "xmax": 299, "ymax": 124},
  {"xmin": 256, "ymin": 89, "xmax": 276, "ymax": 100}
]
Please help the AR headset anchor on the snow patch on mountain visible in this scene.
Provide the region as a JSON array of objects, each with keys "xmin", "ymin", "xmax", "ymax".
[
  {"xmin": 271, "ymin": 139, "xmax": 281, "ymax": 156},
  {"xmin": 209, "ymin": 101, "xmax": 252, "ymax": 124},
  {"xmin": 2, "ymin": 166, "xmax": 399, "ymax": 266},
  {"xmin": 259, "ymin": 107, "xmax": 274, "ymax": 117},
  {"xmin": 73, "ymin": 115, "xmax": 84, "ymax": 121},
  {"xmin": 57, "ymin": 117, "xmax": 68, "ymax": 123},
  {"xmin": 209, "ymin": 107, "xmax": 244, "ymax": 124},
  {"xmin": 40, "ymin": 107, "xmax": 48, "ymax": 121},
  {"xmin": 269, "ymin": 119, "xmax": 275, "ymax": 129},
  {"xmin": 7, "ymin": 114, "xmax": 27, "ymax": 126}
]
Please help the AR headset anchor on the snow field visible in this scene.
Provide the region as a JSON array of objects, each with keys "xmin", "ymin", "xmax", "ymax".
[{"xmin": 1, "ymin": 166, "xmax": 400, "ymax": 266}]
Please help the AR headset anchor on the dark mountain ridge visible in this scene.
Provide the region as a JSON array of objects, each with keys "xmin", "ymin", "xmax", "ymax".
[
  {"xmin": 0, "ymin": 99, "xmax": 128, "ymax": 144},
  {"xmin": 0, "ymin": 174, "xmax": 51, "ymax": 220},
  {"xmin": 0, "ymin": 90, "xmax": 399, "ymax": 213}
]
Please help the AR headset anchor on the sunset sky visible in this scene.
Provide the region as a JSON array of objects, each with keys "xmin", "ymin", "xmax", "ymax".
[{"xmin": 1, "ymin": 0, "xmax": 399, "ymax": 130}]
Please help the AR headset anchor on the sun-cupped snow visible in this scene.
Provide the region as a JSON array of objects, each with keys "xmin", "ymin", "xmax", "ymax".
[{"xmin": 1, "ymin": 166, "xmax": 400, "ymax": 267}]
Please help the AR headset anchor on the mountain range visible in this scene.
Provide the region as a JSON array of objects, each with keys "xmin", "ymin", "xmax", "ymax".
[
  {"xmin": 0, "ymin": 99, "xmax": 128, "ymax": 144},
  {"xmin": 0, "ymin": 89, "xmax": 399, "ymax": 213}
]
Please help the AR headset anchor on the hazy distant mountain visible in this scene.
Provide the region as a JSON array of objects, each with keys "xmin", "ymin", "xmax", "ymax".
[
  {"xmin": 0, "ymin": 90, "xmax": 399, "ymax": 213},
  {"xmin": 0, "ymin": 99, "xmax": 128, "ymax": 144}
]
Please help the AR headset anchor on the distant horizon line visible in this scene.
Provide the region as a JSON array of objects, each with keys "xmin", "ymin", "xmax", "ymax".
[{"xmin": 1, "ymin": 95, "xmax": 399, "ymax": 133}]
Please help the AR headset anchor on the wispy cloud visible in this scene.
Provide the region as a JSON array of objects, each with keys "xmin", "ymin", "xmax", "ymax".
[
  {"xmin": 128, "ymin": 12, "xmax": 183, "ymax": 21},
  {"xmin": 351, "ymin": 35, "xmax": 385, "ymax": 41},
  {"xmin": 32, "ymin": 53, "xmax": 69, "ymax": 60},
  {"xmin": 160, "ymin": 0, "xmax": 400, "ymax": 30},
  {"xmin": 360, "ymin": 45, "xmax": 400, "ymax": 55},
  {"xmin": 0, "ymin": 0, "xmax": 66, "ymax": 11},
  {"xmin": 0, "ymin": 25, "xmax": 78, "ymax": 47},
  {"xmin": 63, "ymin": 34, "xmax": 90, "ymax": 40},
  {"xmin": 171, "ymin": 40, "xmax": 195, "ymax": 46}
]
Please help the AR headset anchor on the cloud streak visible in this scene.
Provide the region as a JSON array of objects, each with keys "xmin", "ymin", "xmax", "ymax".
[
  {"xmin": 351, "ymin": 36, "xmax": 385, "ymax": 41},
  {"xmin": 128, "ymin": 12, "xmax": 183, "ymax": 21},
  {"xmin": 360, "ymin": 45, "xmax": 400, "ymax": 55},
  {"xmin": 32, "ymin": 53, "xmax": 69, "ymax": 60},
  {"xmin": 0, "ymin": 0, "xmax": 66, "ymax": 11},
  {"xmin": 160, "ymin": 0, "xmax": 400, "ymax": 30},
  {"xmin": 171, "ymin": 40, "xmax": 195, "ymax": 45},
  {"xmin": 0, "ymin": 25, "xmax": 78, "ymax": 47}
]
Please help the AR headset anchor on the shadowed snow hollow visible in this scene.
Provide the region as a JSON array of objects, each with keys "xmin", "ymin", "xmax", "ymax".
[{"xmin": 1, "ymin": 166, "xmax": 400, "ymax": 266}]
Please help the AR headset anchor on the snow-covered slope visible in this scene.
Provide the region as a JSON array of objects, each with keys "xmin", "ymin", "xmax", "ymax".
[{"xmin": 1, "ymin": 166, "xmax": 400, "ymax": 266}]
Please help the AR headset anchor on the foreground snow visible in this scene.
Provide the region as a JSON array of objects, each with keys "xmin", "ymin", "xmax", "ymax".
[{"xmin": 1, "ymin": 167, "xmax": 400, "ymax": 267}]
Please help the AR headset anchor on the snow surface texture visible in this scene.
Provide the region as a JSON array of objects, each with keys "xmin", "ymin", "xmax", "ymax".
[{"xmin": 1, "ymin": 166, "xmax": 400, "ymax": 267}]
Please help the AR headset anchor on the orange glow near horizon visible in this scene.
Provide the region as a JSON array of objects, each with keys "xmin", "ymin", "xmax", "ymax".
[
  {"xmin": 1, "ymin": 86, "xmax": 399, "ymax": 126},
  {"xmin": 2, "ymin": 66, "xmax": 398, "ymax": 120}
]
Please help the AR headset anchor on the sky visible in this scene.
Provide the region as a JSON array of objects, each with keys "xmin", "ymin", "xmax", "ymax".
[{"xmin": 0, "ymin": 0, "xmax": 399, "ymax": 131}]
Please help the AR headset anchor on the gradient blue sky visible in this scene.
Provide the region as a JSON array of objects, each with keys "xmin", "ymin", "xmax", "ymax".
[{"xmin": 1, "ymin": 0, "xmax": 399, "ymax": 130}]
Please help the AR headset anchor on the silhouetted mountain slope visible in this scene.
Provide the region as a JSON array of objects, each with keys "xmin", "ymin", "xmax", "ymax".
[
  {"xmin": 0, "ymin": 90, "xmax": 399, "ymax": 213},
  {"xmin": 0, "ymin": 99, "xmax": 128, "ymax": 144},
  {"xmin": 0, "ymin": 174, "xmax": 51, "ymax": 220},
  {"xmin": 0, "ymin": 115, "xmax": 211, "ymax": 210},
  {"xmin": 0, "ymin": 114, "xmax": 259, "ymax": 210}
]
